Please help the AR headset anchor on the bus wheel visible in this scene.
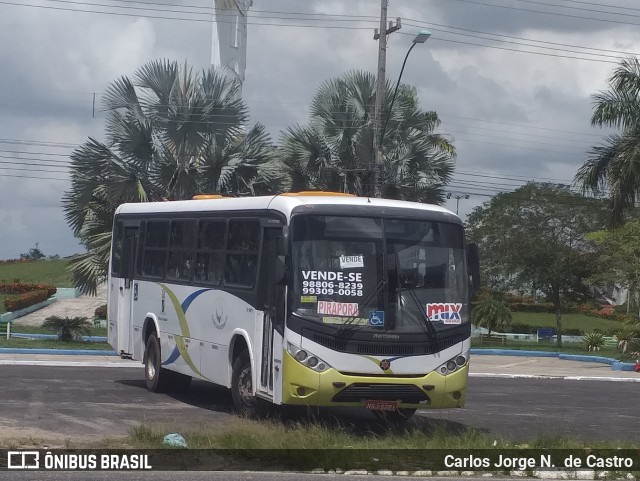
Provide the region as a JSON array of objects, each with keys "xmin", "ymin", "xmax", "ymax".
[
  {"xmin": 144, "ymin": 332, "xmax": 171, "ymax": 393},
  {"xmin": 231, "ymin": 350, "xmax": 268, "ymax": 418}
]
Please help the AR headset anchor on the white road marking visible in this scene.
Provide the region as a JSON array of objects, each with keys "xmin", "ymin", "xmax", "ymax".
[
  {"xmin": 497, "ymin": 359, "xmax": 538, "ymax": 368},
  {"xmin": 470, "ymin": 373, "xmax": 640, "ymax": 382}
]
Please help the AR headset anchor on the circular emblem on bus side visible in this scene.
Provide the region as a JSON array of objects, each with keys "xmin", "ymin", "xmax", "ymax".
[
  {"xmin": 379, "ymin": 359, "xmax": 391, "ymax": 371},
  {"xmin": 212, "ymin": 297, "xmax": 228, "ymax": 329}
]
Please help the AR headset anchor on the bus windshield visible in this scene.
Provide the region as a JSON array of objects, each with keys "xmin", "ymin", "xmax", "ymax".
[{"xmin": 291, "ymin": 215, "xmax": 469, "ymax": 333}]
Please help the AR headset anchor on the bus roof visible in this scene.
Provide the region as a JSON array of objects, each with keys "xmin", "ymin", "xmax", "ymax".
[{"xmin": 115, "ymin": 194, "xmax": 460, "ymax": 222}]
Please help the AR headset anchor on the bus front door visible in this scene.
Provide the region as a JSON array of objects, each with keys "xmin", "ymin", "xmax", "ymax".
[
  {"xmin": 256, "ymin": 227, "xmax": 284, "ymax": 400},
  {"xmin": 116, "ymin": 225, "xmax": 139, "ymax": 357}
]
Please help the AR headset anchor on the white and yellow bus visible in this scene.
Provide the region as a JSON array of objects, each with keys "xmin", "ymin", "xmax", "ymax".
[{"xmin": 108, "ymin": 192, "xmax": 480, "ymax": 420}]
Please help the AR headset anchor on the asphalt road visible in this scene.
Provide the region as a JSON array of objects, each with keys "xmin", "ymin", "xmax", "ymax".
[{"xmin": 0, "ymin": 366, "xmax": 637, "ymax": 445}]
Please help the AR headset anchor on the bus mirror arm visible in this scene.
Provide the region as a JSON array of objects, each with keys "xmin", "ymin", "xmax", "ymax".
[
  {"xmin": 466, "ymin": 240, "xmax": 481, "ymax": 296},
  {"xmin": 274, "ymin": 255, "xmax": 288, "ymax": 285}
]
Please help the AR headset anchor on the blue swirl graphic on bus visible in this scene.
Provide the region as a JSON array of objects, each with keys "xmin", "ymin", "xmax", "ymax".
[{"xmin": 159, "ymin": 286, "xmax": 213, "ymax": 377}]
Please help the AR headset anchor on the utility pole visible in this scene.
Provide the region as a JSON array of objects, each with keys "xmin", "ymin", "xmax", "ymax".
[
  {"xmin": 447, "ymin": 193, "xmax": 470, "ymax": 215},
  {"xmin": 372, "ymin": 0, "xmax": 401, "ymax": 198}
]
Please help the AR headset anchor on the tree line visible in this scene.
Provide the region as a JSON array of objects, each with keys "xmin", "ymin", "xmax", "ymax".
[
  {"xmin": 63, "ymin": 59, "xmax": 455, "ymax": 294},
  {"xmin": 64, "ymin": 55, "xmax": 640, "ymax": 349}
]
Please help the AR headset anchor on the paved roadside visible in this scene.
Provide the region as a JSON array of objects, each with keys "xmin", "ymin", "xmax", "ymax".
[
  {"xmin": 0, "ymin": 352, "xmax": 637, "ymax": 381},
  {"xmin": 0, "ymin": 353, "xmax": 139, "ymax": 367},
  {"xmin": 11, "ymin": 284, "xmax": 107, "ymax": 327},
  {"xmin": 470, "ymin": 355, "xmax": 640, "ymax": 380}
]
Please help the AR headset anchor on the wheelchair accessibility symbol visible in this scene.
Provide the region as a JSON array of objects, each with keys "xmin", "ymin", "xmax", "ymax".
[{"xmin": 369, "ymin": 310, "xmax": 385, "ymax": 327}]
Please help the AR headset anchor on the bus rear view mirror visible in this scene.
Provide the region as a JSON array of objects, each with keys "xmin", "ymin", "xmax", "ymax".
[
  {"xmin": 466, "ymin": 241, "xmax": 481, "ymax": 296},
  {"xmin": 275, "ymin": 255, "xmax": 287, "ymax": 285}
]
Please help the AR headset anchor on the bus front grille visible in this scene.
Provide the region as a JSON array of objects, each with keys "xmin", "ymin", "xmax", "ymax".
[
  {"xmin": 311, "ymin": 333, "xmax": 458, "ymax": 356},
  {"xmin": 332, "ymin": 383, "xmax": 429, "ymax": 404}
]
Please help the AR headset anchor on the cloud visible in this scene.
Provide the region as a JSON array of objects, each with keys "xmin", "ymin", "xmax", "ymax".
[{"xmin": 0, "ymin": 0, "xmax": 632, "ymax": 258}]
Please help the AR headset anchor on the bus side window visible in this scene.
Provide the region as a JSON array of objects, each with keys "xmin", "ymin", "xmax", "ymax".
[
  {"xmin": 111, "ymin": 221, "xmax": 124, "ymax": 277},
  {"xmin": 196, "ymin": 219, "xmax": 227, "ymax": 284},
  {"xmin": 143, "ymin": 220, "xmax": 169, "ymax": 278},
  {"xmin": 225, "ymin": 219, "xmax": 259, "ymax": 287},
  {"xmin": 167, "ymin": 220, "xmax": 197, "ymax": 281},
  {"xmin": 135, "ymin": 221, "xmax": 146, "ymax": 277}
]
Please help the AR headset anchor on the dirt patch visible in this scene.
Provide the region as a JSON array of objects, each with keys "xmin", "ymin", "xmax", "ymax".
[{"xmin": 0, "ymin": 424, "xmax": 133, "ymax": 449}]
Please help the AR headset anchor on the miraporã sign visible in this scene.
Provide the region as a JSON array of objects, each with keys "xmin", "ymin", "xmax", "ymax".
[{"xmin": 317, "ymin": 301, "xmax": 359, "ymax": 317}]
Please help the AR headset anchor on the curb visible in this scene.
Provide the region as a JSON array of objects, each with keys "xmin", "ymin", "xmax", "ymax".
[
  {"xmin": 10, "ymin": 333, "xmax": 107, "ymax": 342},
  {"xmin": 0, "ymin": 360, "xmax": 139, "ymax": 367},
  {"xmin": 0, "ymin": 348, "xmax": 117, "ymax": 355},
  {"xmin": 471, "ymin": 349, "xmax": 637, "ymax": 372},
  {"xmin": 470, "ymin": 373, "xmax": 640, "ymax": 382}
]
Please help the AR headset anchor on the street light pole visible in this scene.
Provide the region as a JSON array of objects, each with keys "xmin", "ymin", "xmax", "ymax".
[
  {"xmin": 447, "ymin": 193, "xmax": 470, "ymax": 215},
  {"xmin": 380, "ymin": 30, "xmax": 431, "ymax": 149},
  {"xmin": 373, "ymin": 0, "xmax": 389, "ymax": 199},
  {"xmin": 372, "ymin": 1, "xmax": 401, "ymax": 198}
]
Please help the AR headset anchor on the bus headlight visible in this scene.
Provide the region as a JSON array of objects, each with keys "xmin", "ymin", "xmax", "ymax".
[
  {"xmin": 287, "ymin": 342, "xmax": 330, "ymax": 372},
  {"xmin": 438, "ymin": 351, "xmax": 469, "ymax": 376}
]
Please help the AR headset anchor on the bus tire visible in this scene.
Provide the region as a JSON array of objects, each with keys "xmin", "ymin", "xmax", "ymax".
[
  {"xmin": 144, "ymin": 332, "xmax": 172, "ymax": 393},
  {"xmin": 231, "ymin": 350, "xmax": 268, "ymax": 418}
]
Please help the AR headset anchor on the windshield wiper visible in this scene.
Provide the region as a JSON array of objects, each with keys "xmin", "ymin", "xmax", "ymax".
[
  {"xmin": 335, "ymin": 278, "xmax": 387, "ymax": 336},
  {"xmin": 402, "ymin": 285, "xmax": 438, "ymax": 341},
  {"xmin": 392, "ymin": 249, "xmax": 438, "ymax": 340}
]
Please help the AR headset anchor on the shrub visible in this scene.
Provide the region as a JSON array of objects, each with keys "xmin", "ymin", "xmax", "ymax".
[
  {"xmin": 614, "ymin": 330, "xmax": 636, "ymax": 353},
  {"xmin": 508, "ymin": 302, "xmax": 554, "ymax": 313},
  {"xmin": 563, "ymin": 328, "xmax": 584, "ymax": 336},
  {"xmin": 472, "ymin": 298, "xmax": 512, "ymax": 336},
  {"xmin": 583, "ymin": 332, "xmax": 605, "ymax": 351},
  {"xmin": 0, "ymin": 282, "xmax": 56, "ymax": 296},
  {"xmin": 614, "ymin": 304, "xmax": 628, "ymax": 315},
  {"xmin": 0, "ymin": 258, "xmax": 32, "ymax": 266},
  {"xmin": 94, "ymin": 304, "xmax": 107, "ymax": 320},
  {"xmin": 3, "ymin": 290, "xmax": 50, "ymax": 312},
  {"xmin": 42, "ymin": 316, "xmax": 92, "ymax": 342},
  {"xmin": 508, "ymin": 323, "xmax": 537, "ymax": 334},
  {"xmin": 0, "ymin": 282, "xmax": 56, "ymax": 312}
]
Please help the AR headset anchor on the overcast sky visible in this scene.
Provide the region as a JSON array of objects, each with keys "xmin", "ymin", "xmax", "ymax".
[{"xmin": 0, "ymin": 0, "xmax": 636, "ymax": 259}]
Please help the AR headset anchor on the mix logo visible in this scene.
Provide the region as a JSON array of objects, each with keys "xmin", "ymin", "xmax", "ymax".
[{"xmin": 426, "ymin": 303, "xmax": 463, "ymax": 324}]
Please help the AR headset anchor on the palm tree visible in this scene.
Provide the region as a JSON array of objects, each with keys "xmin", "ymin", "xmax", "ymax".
[
  {"xmin": 43, "ymin": 316, "xmax": 93, "ymax": 342},
  {"xmin": 471, "ymin": 298, "xmax": 512, "ymax": 337},
  {"xmin": 280, "ymin": 71, "xmax": 455, "ymax": 201},
  {"xmin": 575, "ymin": 56, "xmax": 640, "ymax": 225},
  {"xmin": 63, "ymin": 59, "xmax": 282, "ymax": 294}
]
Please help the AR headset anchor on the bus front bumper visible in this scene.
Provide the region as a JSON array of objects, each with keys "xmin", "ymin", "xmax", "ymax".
[{"xmin": 281, "ymin": 351, "xmax": 468, "ymax": 409}]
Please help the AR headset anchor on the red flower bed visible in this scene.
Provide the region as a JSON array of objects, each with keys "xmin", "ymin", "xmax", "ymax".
[
  {"xmin": 0, "ymin": 259, "xmax": 33, "ymax": 266},
  {"xmin": 0, "ymin": 283, "xmax": 56, "ymax": 296},
  {"xmin": 0, "ymin": 283, "xmax": 57, "ymax": 312},
  {"xmin": 4, "ymin": 290, "xmax": 51, "ymax": 312}
]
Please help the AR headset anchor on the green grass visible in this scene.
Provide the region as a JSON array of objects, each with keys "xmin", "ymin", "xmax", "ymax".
[
  {"xmin": 8, "ymin": 323, "xmax": 107, "ymax": 337},
  {"xmin": 0, "ymin": 337, "xmax": 111, "ymax": 350},
  {"xmin": 118, "ymin": 419, "xmax": 638, "ymax": 472},
  {"xmin": 0, "ymin": 259, "xmax": 73, "ymax": 287},
  {"xmin": 511, "ymin": 312, "xmax": 624, "ymax": 333}
]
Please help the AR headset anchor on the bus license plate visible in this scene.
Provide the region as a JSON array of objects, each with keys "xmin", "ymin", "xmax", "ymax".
[{"xmin": 365, "ymin": 400, "xmax": 398, "ymax": 411}]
